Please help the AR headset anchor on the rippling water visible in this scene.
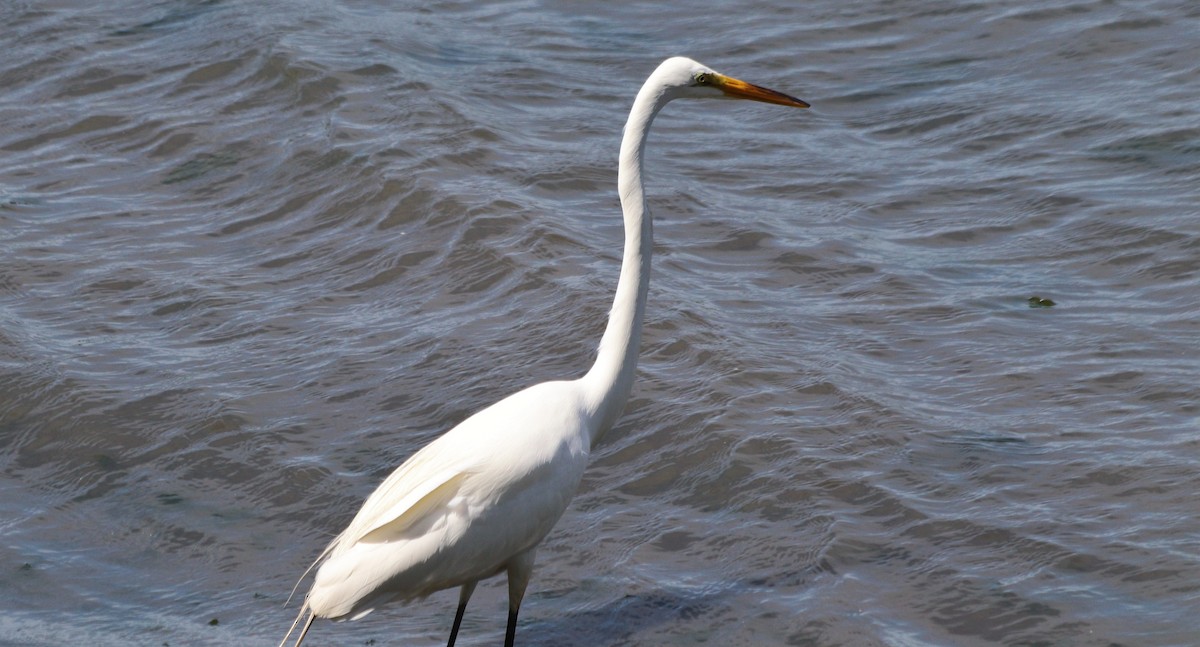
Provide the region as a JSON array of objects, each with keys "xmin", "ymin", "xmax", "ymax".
[{"xmin": 2, "ymin": 0, "xmax": 1197, "ymax": 645}]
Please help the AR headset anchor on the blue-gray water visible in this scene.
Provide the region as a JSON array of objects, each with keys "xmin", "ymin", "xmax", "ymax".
[{"xmin": 1, "ymin": 1, "xmax": 1197, "ymax": 645}]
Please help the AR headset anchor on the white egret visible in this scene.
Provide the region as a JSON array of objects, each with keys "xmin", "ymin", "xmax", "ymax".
[{"xmin": 280, "ymin": 56, "xmax": 807, "ymax": 647}]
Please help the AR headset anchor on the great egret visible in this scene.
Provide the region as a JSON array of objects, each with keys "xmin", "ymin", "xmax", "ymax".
[{"xmin": 280, "ymin": 56, "xmax": 807, "ymax": 647}]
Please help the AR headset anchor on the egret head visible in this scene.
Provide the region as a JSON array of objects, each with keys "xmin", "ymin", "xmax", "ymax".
[{"xmin": 653, "ymin": 56, "xmax": 809, "ymax": 108}]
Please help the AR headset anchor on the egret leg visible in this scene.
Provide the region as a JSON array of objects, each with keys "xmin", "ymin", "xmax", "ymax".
[
  {"xmin": 447, "ymin": 581, "xmax": 477, "ymax": 647},
  {"xmin": 504, "ymin": 549, "xmax": 536, "ymax": 647},
  {"xmin": 504, "ymin": 607, "xmax": 519, "ymax": 647}
]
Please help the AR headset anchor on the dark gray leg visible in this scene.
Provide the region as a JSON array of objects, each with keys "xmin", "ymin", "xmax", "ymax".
[
  {"xmin": 504, "ymin": 607, "xmax": 519, "ymax": 647},
  {"xmin": 504, "ymin": 549, "xmax": 535, "ymax": 647},
  {"xmin": 447, "ymin": 581, "xmax": 477, "ymax": 647}
]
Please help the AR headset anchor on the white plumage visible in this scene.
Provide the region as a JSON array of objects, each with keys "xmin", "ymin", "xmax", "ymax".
[
  {"xmin": 307, "ymin": 381, "xmax": 588, "ymax": 618},
  {"xmin": 280, "ymin": 57, "xmax": 807, "ymax": 647}
]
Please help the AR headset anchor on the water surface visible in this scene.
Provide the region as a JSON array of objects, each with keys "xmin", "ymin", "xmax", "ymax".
[{"xmin": 1, "ymin": 0, "xmax": 1197, "ymax": 645}]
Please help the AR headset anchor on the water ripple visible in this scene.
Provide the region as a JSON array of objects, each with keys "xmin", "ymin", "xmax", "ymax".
[{"xmin": 1, "ymin": 0, "xmax": 1198, "ymax": 645}]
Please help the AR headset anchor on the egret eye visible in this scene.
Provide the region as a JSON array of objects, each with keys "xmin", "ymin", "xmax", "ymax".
[{"xmin": 694, "ymin": 72, "xmax": 711, "ymax": 85}]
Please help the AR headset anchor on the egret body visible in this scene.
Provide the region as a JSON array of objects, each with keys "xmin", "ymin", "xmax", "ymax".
[{"xmin": 280, "ymin": 56, "xmax": 807, "ymax": 647}]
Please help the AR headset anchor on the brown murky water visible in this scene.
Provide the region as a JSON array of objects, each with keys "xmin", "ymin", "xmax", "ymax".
[{"xmin": 1, "ymin": 1, "xmax": 1197, "ymax": 645}]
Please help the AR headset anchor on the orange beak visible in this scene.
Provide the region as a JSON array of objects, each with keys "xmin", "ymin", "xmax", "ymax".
[{"xmin": 711, "ymin": 73, "xmax": 809, "ymax": 108}]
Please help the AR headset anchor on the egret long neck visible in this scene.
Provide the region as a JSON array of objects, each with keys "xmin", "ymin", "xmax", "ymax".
[{"xmin": 581, "ymin": 82, "xmax": 669, "ymax": 448}]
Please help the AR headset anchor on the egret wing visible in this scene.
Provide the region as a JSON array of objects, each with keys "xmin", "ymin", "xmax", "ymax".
[
  {"xmin": 354, "ymin": 467, "xmax": 468, "ymax": 543},
  {"xmin": 331, "ymin": 438, "xmax": 476, "ymax": 550}
]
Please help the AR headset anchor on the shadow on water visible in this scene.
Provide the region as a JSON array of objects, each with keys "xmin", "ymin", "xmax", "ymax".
[
  {"xmin": 521, "ymin": 586, "xmax": 734, "ymax": 646},
  {"xmin": 109, "ymin": 0, "xmax": 226, "ymax": 37},
  {"xmin": 519, "ymin": 564, "xmax": 827, "ymax": 646}
]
